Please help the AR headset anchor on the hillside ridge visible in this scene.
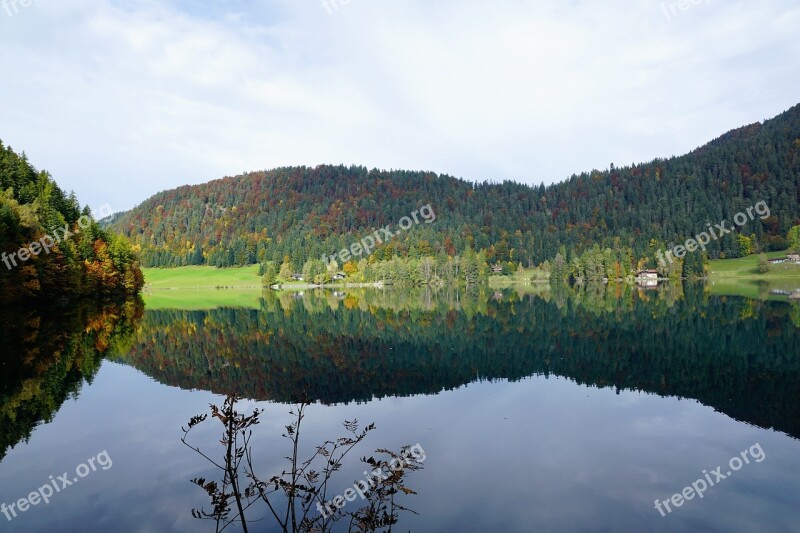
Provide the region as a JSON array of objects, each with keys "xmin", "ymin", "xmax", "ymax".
[{"xmin": 112, "ymin": 104, "xmax": 800, "ymax": 270}]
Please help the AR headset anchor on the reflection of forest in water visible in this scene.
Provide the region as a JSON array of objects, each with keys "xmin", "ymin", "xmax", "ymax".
[
  {"xmin": 116, "ymin": 284, "xmax": 800, "ymax": 439},
  {"xmin": 0, "ymin": 299, "xmax": 144, "ymax": 460}
]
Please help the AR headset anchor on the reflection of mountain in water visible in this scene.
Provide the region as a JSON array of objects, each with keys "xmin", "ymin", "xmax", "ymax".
[
  {"xmin": 0, "ymin": 300, "xmax": 143, "ymax": 460},
  {"xmin": 116, "ymin": 285, "xmax": 800, "ymax": 439}
]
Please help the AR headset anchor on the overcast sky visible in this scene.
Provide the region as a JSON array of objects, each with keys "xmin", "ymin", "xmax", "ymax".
[{"xmin": 0, "ymin": 0, "xmax": 798, "ymax": 213}]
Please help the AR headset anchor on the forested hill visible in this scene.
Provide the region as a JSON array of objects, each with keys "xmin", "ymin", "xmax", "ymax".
[
  {"xmin": 0, "ymin": 142, "xmax": 144, "ymax": 303},
  {"xmin": 112, "ymin": 104, "xmax": 800, "ymax": 268}
]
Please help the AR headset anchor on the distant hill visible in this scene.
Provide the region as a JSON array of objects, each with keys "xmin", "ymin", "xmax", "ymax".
[{"xmin": 111, "ymin": 104, "xmax": 800, "ymax": 269}]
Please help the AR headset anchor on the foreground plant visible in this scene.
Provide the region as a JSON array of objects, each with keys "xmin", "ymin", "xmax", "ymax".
[{"xmin": 181, "ymin": 394, "xmax": 423, "ymax": 532}]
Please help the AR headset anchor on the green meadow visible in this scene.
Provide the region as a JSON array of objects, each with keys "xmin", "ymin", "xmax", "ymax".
[
  {"xmin": 142, "ymin": 289, "xmax": 263, "ymax": 310},
  {"xmin": 142, "ymin": 265, "xmax": 262, "ymax": 289},
  {"xmin": 142, "ymin": 266, "xmax": 264, "ymax": 309},
  {"xmin": 708, "ymin": 251, "xmax": 800, "ymax": 280},
  {"xmin": 707, "ymin": 251, "xmax": 800, "ymax": 299}
]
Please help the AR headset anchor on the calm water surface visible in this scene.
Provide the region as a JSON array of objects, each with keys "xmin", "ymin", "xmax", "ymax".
[{"xmin": 1, "ymin": 285, "xmax": 799, "ymax": 532}]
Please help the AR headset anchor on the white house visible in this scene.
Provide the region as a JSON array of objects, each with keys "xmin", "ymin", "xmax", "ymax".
[{"xmin": 636, "ymin": 269, "xmax": 659, "ymax": 288}]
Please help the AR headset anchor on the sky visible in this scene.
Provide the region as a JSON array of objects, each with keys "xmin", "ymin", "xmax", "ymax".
[{"xmin": 0, "ymin": 0, "xmax": 798, "ymax": 213}]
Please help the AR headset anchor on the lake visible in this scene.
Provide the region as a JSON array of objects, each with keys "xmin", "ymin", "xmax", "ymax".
[{"xmin": 1, "ymin": 284, "xmax": 799, "ymax": 532}]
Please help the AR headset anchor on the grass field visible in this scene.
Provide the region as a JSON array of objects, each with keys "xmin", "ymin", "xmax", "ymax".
[
  {"xmin": 708, "ymin": 251, "xmax": 800, "ymax": 280},
  {"xmin": 142, "ymin": 289, "xmax": 263, "ymax": 310},
  {"xmin": 707, "ymin": 251, "xmax": 800, "ymax": 299},
  {"xmin": 142, "ymin": 265, "xmax": 262, "ymax": 289}
]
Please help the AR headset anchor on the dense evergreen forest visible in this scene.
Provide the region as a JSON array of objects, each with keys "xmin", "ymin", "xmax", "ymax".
[
  {"xmin": 114, "ymin": 286, "xmax": 800, "ymax": 440},
  {"xmin": 111, "ymin": 104, "xmax": 800, "ymax": 276},
  {"xmin": 0, "ymin": 141, "xmax": 144, "ymax": 303}
]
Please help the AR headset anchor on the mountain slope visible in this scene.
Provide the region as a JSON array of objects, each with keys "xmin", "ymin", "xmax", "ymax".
[{"xmin": 112, "ymin": 104, "xmax": 800, "ymax": 269}]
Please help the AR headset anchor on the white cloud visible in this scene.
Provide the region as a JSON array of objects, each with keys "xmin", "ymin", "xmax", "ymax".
[{"xmin": 0, "ymin": 0, "xmax": 798, "ymax": 211}]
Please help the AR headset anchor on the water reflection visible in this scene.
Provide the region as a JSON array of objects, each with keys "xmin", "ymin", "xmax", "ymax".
[
  {"xmin": 113, "ymin": 284, "xmax": 800, "ymax": 439},
  {"xmin": 0, "ymin": 299, "xmax": 143, "ymax": 460},
  {"xmin": 0, "ymin": 286, "xmax": 798, "ymax": 531}
]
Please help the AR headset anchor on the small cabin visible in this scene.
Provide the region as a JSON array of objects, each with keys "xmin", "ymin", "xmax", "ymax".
[
  {"xmin": 787, "ymin": 254, "xmax": 800, "ymax": 262},
  {"xmin": 636, "ymin": 270, "xmax": 659, "ymax": 281},
  {"xmin": 291, "ymin": 273, "xmax": 304, "ymax": 281},
  {"xmin": 768, "ymin": 257, "xmax": 788, "ymax": 265},
  {"xmin": 491, "ymin": 264, "xmax": 504, "ymax": 274},
  {"xmin": 333, "ymin": 272, "xmax": 347, "ymax": 280},
  {"xmin": 636, "ymin": 269, "xmax": 659, "ymax": 288}
]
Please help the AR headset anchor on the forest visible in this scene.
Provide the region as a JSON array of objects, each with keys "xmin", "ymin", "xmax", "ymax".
[
  {"xmin": 110, "ymin": 104, "xmax": 800, "ymax": 277},
  {"xmin": 0, "ymin": 141, "xmax": 144, "ymax": 303}
]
